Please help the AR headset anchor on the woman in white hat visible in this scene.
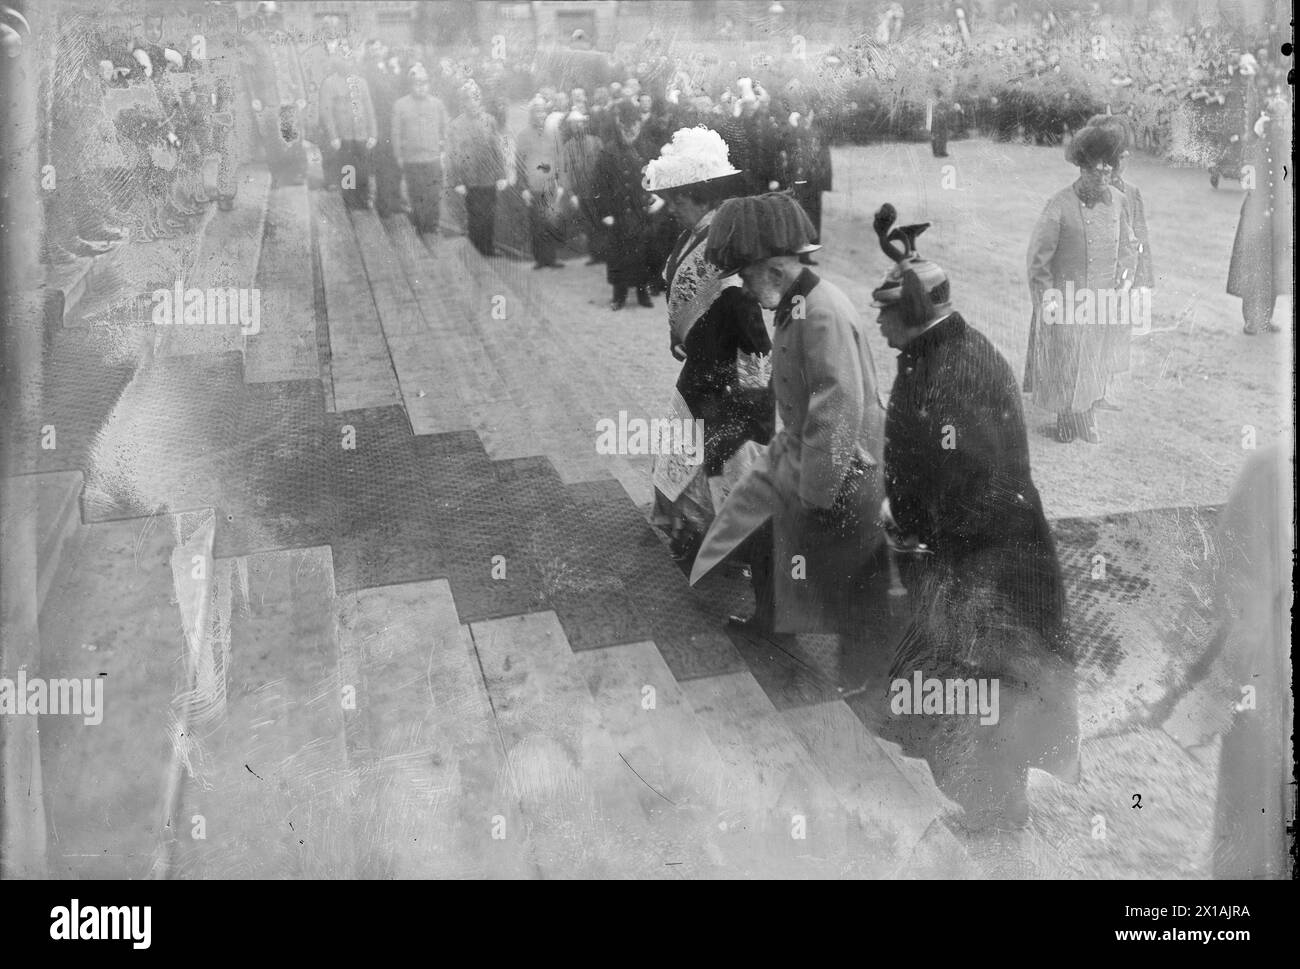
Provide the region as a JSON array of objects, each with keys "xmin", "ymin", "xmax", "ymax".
[{"xmin": 643, "ymin": 127, "xmax": 772, "ymax": 560}]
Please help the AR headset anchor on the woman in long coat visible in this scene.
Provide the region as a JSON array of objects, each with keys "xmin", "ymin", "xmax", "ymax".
[
  {"xmin": 591, "ymin": 99, "xmax": 658, "ymax": 309},
  {"xmin": 643, "ymin": 128, "xmax": 773, "ymax": 559},
  {"xmin": 1085, "ymin": 113, "xmax": 1154, "ymax": 387},
  {"xmin": 1227, "ymin": 93, "xmax": 1292, "ymax": 335},
  {"xmin": 1024, "ymin": 125, "xmax": 1138, "ymax": 444}
]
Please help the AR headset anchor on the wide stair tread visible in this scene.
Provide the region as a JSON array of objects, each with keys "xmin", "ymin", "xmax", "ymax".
[
  {"xmin": 172, "ymin": 546, "xmax": 353, "ymax": 878},
  {"xmin": 245, "ymin": 184, "xmax": 318, "ymax": 384},
  {"xmin": 470, "ymin": 611, "xmax": 698, "ymax": 878},
  {"xmin": 335, "ymin": 578, "xmax": 533, "ymax": 878},
  {"xmin": 315, "ymin": 192, "xmax": 402, "ymax": 412}
]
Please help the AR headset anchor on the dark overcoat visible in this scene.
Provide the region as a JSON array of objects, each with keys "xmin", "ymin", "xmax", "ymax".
[
  {"xmin": 591, "ymin": 136, "xmax": 655, "ymax": 288},
  {"xmin": 882, "ymin": 313, "xmax": 1079, "ymax": 805}
]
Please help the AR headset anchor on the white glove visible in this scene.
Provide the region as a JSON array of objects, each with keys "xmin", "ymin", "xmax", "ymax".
[
  {"xmin": 455, "ymin": 184, "xmax": 468, "ymax": 196},
  {"xmin": 768, "ymin": 180, "xmax": 779, "ymax": 190},
  {"xmin": 365, "ymin": 137, "xmax": 376, "ymax": 150},
  {"xmin": 602, "ymin": 215, "xmax": 615, "ymax": 226},
  {"xmin": 521, "ymin": 189, "xmax": 533, "ymax": 204},
  {"xmin": 494, "ymin": 178, "xmax": 508, "ymax": 191},
  {"xmin": 648, "ymin": 195, "xmax": 665, "ymax": 215}
]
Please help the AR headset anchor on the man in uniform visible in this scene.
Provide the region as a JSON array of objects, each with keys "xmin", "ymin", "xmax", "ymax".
[
  {"xmin": 870, "ymin": 205, "xmax": 1079, "ymax": 832},
  {"xmin": 690, "ymin": 192, "xmax": 886, "ymax": 645}
]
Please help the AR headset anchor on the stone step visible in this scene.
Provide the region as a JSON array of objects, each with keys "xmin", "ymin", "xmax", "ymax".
[
  {"xmin": 335, "ymin": 578, "xmax": 532, "ymax": 878},
  {"xmin": 37, "ymin": 513, "xmax": 194, "ymax": 878},
  {"xmin": 383, "ymin": 215, "xmax": 515, "ymax": 428},
  {"xmin": 469, "ymin": 611, "xmax": 688, "ymax": 878},
  {"xmin": 152, "ymin": 165, "xmax": 271, "ymax": 359},
  {"xmin": 350, "ymin": 211, "xmax": 472, "ymax": 435},
  {"xmin": 680, "ymin": 672, "xmax": 874, "ymax": 877},
  {"xmin": 171, "ymin": 546, "xmax": 353, "ymax": 878},
  {"xmin": 452, "ymin": 241, "xmax": 615, "ymax": 484},
  {"xmin": 463, "ymin": 244, "xmax": 651, "ymax": 500},
  {"xmin": 573, "ymin": 641, "xmax": 730, "ymax": 877},
  {"xmin": 244, "ymin": 185, "xmax": 319, "ymax": 384},
  {"xmin": 781, "ymin": 700, "xmax": 973, "ymax": 877},
  {"xmin": 314, "ymin": 192, "xmax": 403, "ymax": 413}
]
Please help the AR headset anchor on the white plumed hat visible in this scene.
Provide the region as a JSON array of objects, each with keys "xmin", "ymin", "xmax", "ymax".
[{"xmin": 642, "ymin": 126, "xmax": 743, "ymax": 194}]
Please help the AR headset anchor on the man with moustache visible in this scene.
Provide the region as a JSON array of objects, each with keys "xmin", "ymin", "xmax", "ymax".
[
  {"xmin": 689, "ymin": 192, "xmax": 886, "ymax": 643},
  {"xmin": 869, "ymin": 204, "xmax": 1078, "ymax": 833}
]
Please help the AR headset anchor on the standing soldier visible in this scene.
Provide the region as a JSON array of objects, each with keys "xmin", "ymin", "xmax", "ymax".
[
  {"xmin": 448, "ymin": 80, "xmax": 507, "ymax": 257},
  {"xmin": 300, "ymin": 13, "xmax": 348, "ymax": 189},
  {"xmin": 363, "ymin": 38, "xmax": 403, "ymax": 217},
  {"xmin": 1227, "ymin": 92, "xmax": 1291, "ymax": 335},
  {"xmin": 392, "ymin": 64, "xmax": 449, "ymax": 238},
  {"xmin": 557, "ymin": 107, "xmax": 606, "ymax": 264},
  {"xmin": 515, "ymin": 96, "xmax": 565, "ymax": 269},
  {"xmin": 318, "ymin": 54, "xmax": 377, "ymax": 210},
  {"xmin": 241, "ymin": 1, "xmax": 307, "ymax": 187}
]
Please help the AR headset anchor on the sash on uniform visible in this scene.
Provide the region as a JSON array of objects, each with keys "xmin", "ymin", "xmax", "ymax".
[{"xmin": 665, "ymin": 209, "xmax": 741, "ymax": 346}]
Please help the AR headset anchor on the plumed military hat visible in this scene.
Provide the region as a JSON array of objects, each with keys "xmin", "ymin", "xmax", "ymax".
[{"xmin": 870, "ymin": 203, "xmax": 952, "ymax": 325}]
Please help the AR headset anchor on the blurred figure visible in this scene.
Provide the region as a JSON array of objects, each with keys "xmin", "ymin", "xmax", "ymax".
[
  {"xmin": 448, "ymin": 81, "xmax": 507, "ymax": 256},
  {"xmin": 300, "ymin": 14, "xmax": 348, "ymax": 189},
  {"xmin": 516, "ymin": 96, "xmax": 565, "ymax": 269},
  {"xmin": 592, "ymin": 99, "xmax": 658, "ymax": 309},
  {"xmin": 241, "ymin": 1, "xmax": 307, "ymax": 187},
  {"xmin": 1024, "ymin": 125, "xmax": 1138, "ymax": 444},
  {"xmin": 557, "ymin": 108, "xmax": 606, "ymax": 264},
  {"xmin": 779, "ymin": 98, "xmax": 831, "ymax": 266},
  {"xmin": 1087, "ymin": 111, "xmax": 1153, "ymax": 408},
  {"xmin": 1227, "ymin": 93, "xmax": 1292, "ymax": 334},
  {"xmin": 1206, "ymin": 444, "xmax": 1294, "ymax": 877},
  {"xmin": 318, "ymin": 55, "xmax": 377, "ymax": 210},
  {"xmin": 364, "ymin": 39, "xmax": 403, "ymax": 217},
  {"xmin": 392, "ymin": 65, "xmax": 449, "ymax": 237}
]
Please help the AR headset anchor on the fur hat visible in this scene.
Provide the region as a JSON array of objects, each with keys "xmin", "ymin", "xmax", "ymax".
[
  {"xmin": 1065, "ymin": 125, "xmax": 1124, "ymax": 168},
  {"xmin": 870, "ymin": 204, "xmax": 951, "ymax": 325},
  {"xmin": 1084, "ymin": 113, "xmax": 1133, "ymax": 154},
  {"xmin": 705, "ymin": 192, "xmax": 822, "ymax": 272}
]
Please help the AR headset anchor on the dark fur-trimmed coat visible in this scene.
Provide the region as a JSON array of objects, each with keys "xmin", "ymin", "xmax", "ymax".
[{"xmin": 883, "ymin": 313, "xmax": 1079, "ymax": 796}]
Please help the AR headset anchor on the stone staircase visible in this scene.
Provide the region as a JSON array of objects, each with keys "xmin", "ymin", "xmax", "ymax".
[{"xmin": 22, "ymin": 167, "xmax": 981, "ymax": 879}]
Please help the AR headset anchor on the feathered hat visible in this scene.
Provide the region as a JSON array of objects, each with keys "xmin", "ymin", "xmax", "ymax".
[
  {"xmin": 705, "ymin": 192, "xmax": 821, "ymax": 273},
  {"xmin": 642, "ymin": 126, "xmax": 743, "ymax": 196},
  {"xmin": 870, "ymin": 204, "xmax": 951, "ymax": 325}
]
